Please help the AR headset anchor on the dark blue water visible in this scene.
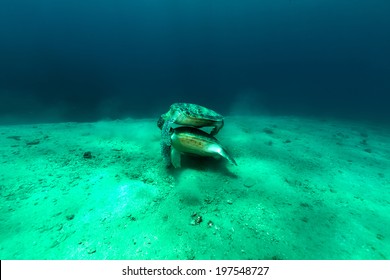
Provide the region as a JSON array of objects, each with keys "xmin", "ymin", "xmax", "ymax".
[{"xmin": 1, "ymin": 0, "xmax": 389, "ymax": 123}]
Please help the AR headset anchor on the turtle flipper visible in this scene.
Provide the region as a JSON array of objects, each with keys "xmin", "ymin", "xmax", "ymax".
[
  {"xmin": 170, "ymin": 147, "xmax": 182, "ymax": 168},
  {"xmin": 212, "ymin": 144, "xmax": 237, "ymax": 166},
  {"xmin": 221, "ymin": 148, "xmax": 237, "ymax": 166},
  {"xmin": 160, "ymin": 112, "xmax": 181, "ymax": 167},
  {"xmin": 161, "ymin": 119, "xmax": 173, "ymax": 146},
  {"xmin": 210, "ymin": 119, "xmax": 224, "ymax": 135},
  {"xmin": 160, "ymin": 140, "xmax": 172, "ymax": 167},
  {"xmin": 161, "ymin": 110, "xmax": 181, "ymax": 146}
]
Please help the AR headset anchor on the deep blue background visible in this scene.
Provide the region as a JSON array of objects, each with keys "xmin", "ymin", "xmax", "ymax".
[{"xmin": 0, "ymin": 0, "xmax": 389, "ymax": 123}]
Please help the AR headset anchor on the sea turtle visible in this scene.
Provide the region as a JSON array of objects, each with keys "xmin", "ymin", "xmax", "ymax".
[
  {"xmin": 168, "ymin": 126, "xmax": 237, "ymax": 168},
  {"xmin": 157, "ymin": 103, "xmax": 224, "ymax": 147}
]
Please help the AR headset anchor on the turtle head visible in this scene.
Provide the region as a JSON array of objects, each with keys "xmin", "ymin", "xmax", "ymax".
[
  {"xmin": 157, "ymin": 112, "xmax": 170, "ymax": 129},
  {"xmin": 157, "ymin": 115, "xmax": 165, "ymax": 129}
]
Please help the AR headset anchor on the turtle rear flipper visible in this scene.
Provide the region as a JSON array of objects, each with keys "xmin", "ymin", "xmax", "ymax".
[{"xmin": 170, "ymin": 147, "xmax": 182, "ymax": 168}]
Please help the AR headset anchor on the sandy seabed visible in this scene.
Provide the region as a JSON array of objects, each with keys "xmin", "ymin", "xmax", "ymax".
[{"xmin": 0, "ymin": 115, "xmax": 389, "ymax": 259}]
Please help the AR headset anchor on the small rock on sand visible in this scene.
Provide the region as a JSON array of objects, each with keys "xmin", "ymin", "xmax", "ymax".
[{"xmin": 243, "ymin": 177, "xmax": 256, "ymax": 188}]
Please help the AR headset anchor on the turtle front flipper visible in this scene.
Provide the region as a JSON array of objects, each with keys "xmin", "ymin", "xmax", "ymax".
[
  {"xmin": 161, "ymin": 110, "xmax": 181, "ymax": 146},
  {"xmin": 170, "ymin": 147, "xmax": 182, "ymax": 168},
  {"xmin": 160, "ymin": 111, "xmax": 182, "ymax": 167},
  {"xmin": 161, "ymin": 119, "xmax": 173, "ymax": 146},
  {"xmin": 210, "ymin": 119, "xmax": 224, "ymax": 135},
  {"xmin": 160, "ymin": 139, "xmax": 172, "ymax": 167},
  {"xmin": 160, "ymin": 117, "xmax": 175, "ymax": 166}
]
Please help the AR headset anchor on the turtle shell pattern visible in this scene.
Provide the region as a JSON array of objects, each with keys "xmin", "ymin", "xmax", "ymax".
[{"xmin": 171, "ymin": 103, "xmax": 223, "ymax": 122}]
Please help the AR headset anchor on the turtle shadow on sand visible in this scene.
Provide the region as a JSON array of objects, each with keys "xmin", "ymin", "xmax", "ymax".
[{"xmin": 167, "ymin": 155, "xmax": 238, "ymax": 178}]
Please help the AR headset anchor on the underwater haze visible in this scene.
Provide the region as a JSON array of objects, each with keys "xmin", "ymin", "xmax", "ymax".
[
  {"xmin": 1, "ymin": 1, "xmax": 390, "ymax": 261},
  {"xmin": 0, "ymin": 0, "xmax": 389, "ymax": 123}
]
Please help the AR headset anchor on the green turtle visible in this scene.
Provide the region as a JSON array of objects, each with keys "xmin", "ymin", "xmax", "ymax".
[
  {"xmin": 157, "ymin": 103, "xmax": 224, "ymax": 147},
  {"xmin": 168, "ymin": 127, "xmax": 237, "ymax": 168}
]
